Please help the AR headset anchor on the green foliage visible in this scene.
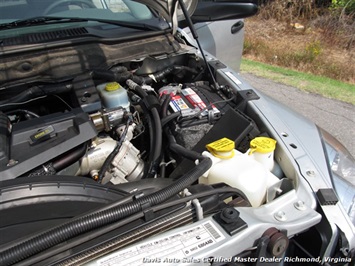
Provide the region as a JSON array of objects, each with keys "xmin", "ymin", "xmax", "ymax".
[
  {"xmin": 257, "ymin": 0, "xmax": 319, "ymax": 22},
  {"xmin": 241, "ymin": 59, "xmax": 355, "ymax": 104},
  {"xmin": 242, "ymin": 35, "xmax": 355, "ymax": 83},
  {"xmin": 305, "ymin": 40, "xmax": 322, "ymax": 60},
  {"xmin": 258, "ymin": 0, "xmax": 355, "ymax": 21},
  {"xmin": 243, "ymin": 37, "xmax": 268, "ymax": 56},
  {"xmin": 331, "ymin": 0, "xmax": 355, "ymax": 14}
]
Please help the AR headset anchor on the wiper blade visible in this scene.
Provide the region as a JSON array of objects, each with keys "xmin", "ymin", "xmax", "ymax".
[
  {"xmin": 0, "ymin": 16, "xmax": 87, "ymax": 30},
  {"xmin": 0, "ymin": 16, "xmax": 164, "ymax": 31}
]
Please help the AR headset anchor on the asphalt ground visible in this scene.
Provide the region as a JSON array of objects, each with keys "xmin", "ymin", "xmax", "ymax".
[{"xmin": 241, "ymin": 73, "xmax": 355, "ymax": 159}]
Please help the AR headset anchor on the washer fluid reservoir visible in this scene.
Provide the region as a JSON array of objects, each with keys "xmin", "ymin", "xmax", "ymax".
[
  {"xmin": 199, "ymin": 138, "xmax": 279, "ymax": 207},
  {"xmin": 248, "ymin": 137, "xmax": 277, "ymax": 171},
  {"xmin": 97, "ymin": 82, "xmax": 130, "ymax": 110}
]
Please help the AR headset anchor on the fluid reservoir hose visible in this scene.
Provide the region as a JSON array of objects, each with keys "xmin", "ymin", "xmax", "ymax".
[
  {"xmin": 0, "ymin": 157, "xmax": 211, "ymax": 266},
  {"xmin": 126, "ymin": 79, "xmax": 162, "ymax": 177}
]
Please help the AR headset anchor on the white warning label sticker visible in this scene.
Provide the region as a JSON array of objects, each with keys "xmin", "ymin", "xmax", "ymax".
[
  {"xmin": 169, "ymin": 95, "xmax": 190, "ymax": 112},
  {"xmin": 96, "ymin": 221, "xmax": 225, "ymax": 266}
]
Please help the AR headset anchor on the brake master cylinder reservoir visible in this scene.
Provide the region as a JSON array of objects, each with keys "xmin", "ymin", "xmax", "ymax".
[
  {"xmin": 97, "ymin": 82, "xmax": 130, "ymax": 110},
  {"xmin": 199, "ymin": 138, "xmax": 279, "ymax": 207}
]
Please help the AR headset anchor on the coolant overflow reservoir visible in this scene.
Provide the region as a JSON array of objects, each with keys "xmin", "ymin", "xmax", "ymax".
[{"xmin": 200, "ymin": 137, "xmax": 279, "ymax": 207}]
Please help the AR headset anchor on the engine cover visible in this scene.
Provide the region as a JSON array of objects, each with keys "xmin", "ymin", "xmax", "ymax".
[{"xmin": 0, "ymin": 108, "xmax": 97, "ymax": 181}]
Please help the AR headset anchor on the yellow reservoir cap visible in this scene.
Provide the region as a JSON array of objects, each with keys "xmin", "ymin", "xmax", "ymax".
[
  {"xmin": 249, "ymin": 137, "xmax": 277, "ymax": 154},
  {"xmin": 105, "ymin": 82, "xmax": 121, "ymax": 91},
  {"xmin": 206, "ymin": 138, "xmax": 235, "ymax": 159}
]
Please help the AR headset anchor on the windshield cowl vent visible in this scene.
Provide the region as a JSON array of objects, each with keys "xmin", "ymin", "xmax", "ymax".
[{"xmin": 1, "ymin": 27, "xmax": 88, "ymax": 46}]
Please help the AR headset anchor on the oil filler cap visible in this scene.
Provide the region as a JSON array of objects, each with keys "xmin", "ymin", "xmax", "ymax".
[
  {"xmin": 206, "ymin": 137, "xmax": 235, "ymax": 159},
  {"xmin": 29, "ymin": 125, "xmax": 55, "ymax": 145},
  {"xmin": 249, "ymin": 137, "xmax": 276, "ymax": 154}
]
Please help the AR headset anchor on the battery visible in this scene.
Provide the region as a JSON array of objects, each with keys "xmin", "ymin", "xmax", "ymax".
[
  {"xmin": 169, "ymin": 87, "xmax": 220, "ymax": 118},
  {"xmin": 181, "ymin": 88, "xmax": 220, "ymax": 117}
]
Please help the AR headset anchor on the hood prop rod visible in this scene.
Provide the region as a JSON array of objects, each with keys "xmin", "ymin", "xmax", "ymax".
[{"xmin": 177, "ymin": 0, "xmax": 220, "ymax": 92}]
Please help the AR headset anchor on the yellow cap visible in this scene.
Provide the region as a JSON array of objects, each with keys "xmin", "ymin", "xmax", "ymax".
[
  {"xmin": 206, "ymin": 138, "xmax": 235, "ymax": 159},
  {"xmin": 105, "ymin": 82, "xmax": 120, "ymax": 91},
  {"xmin": 249, "ymin": 137, "xmax": 277, "ymax": 154}
]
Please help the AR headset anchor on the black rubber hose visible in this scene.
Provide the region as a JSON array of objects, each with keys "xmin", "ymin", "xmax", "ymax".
[
  {"xmin": 91, "ymin": 69, "xmax": 132, "ymax": 83},
  {"xmin": 126, "ymin": 80, "xmax": 162, "ymax": 177},
  {"xmin": 92, "ymin": 69, "xmax": 147, "ymax": 85},
  {"xmin": 161, "ymin": 112, "xmax": 180, "ymax": 127},
  {"xmin": 173, "ymin": 65, "xmax": 198, "ymax": 75},
  {"xmin": 144, "ymin": 108, "xmax": 163, "ymax": 178},
  {"xmin": 41, "ymin": 84, "xmax": 73, "ymax": 95},
  {"xmin": 92, "ymin": 67, "xmax": 174, "ymax": 86},
  {"xmin": 165, "ymin": 128, "xmax": 205, "ymax": 161},
  {"xmin": 158, "ymin": 94, "xmax": 170, "ymax": 178},
  {"xmin": 91, "ymin": 69, "xmax": 116, "ymax": 81},
  {"xmin": 28, "ymin": 143, "xmax": 88, "ymax": 177},
  {"xmin": 152, "ymin": 67, "xmax": 174, "ymax": 81},
  {"xmin": 161, "ymin": 95, "xmax": 204, "ymax": 161},
  {"xmin": 126, "ymin": 79, "xmax": 148, "ymax": 98},
  {"xmin": 0, "ymin": 86, "xmax": 44, "ymax": 105},
  {"xmin": 5, "ymin": 109, "xmax": 40, "ymax": 119},
  {"xmin": 97, "ymin": 119, "xmax": 131, "ymax": 183},
  {"xmin": 92, "ymin": 65, "xmax": 191, "ymax": 86},
  {"xmin": 160, "ymin": 94, "xmax": 172, "ymax": 118},
  {"xmin": 52, "ymin": 143, "xmax": 88, "ymax": 172},
  {"xmin": 169, "ymin": 139, "xmax": 205, "ymax": 161},
  {"xmin": 0, "ymin": 157, "xmax": 211, "ymax": 266},
  {"xmin": 131, "ymin": 75, "xmax": 152, "ymax": 85},
  {"xmin": 0, "ymin": 84, "xmax": 72, "ymax": 112},
  {"xmin": 138, "ymin": 107, "xmax": 161, "ymax": 178},
  {"xmin": 146, "ymin": 113, "xmax": 155, "ymax": 161},
  {"xmin": 150, "ymin": 108, "xmax": 162, "ymax": 164},
  {"xmin": 131, "ymin": 67, "xmax": 174, "ymax": 85}
]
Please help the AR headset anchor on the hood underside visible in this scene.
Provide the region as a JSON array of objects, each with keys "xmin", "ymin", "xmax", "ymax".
[{"xmin": 133, "ymin": 0, "xmax": 198, "ymax": 22}]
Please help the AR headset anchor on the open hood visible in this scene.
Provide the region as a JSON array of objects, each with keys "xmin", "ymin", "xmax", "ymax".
[
  {"xmin": 133, "ymin": 0, "xmax": 198, "ymax": 22},
  {"xmin": 133, "ymin": 0, "xmax": 258, "ymax": 23}
]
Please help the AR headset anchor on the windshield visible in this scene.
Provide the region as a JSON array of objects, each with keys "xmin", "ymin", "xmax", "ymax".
[{"xmin": 0, "ymin": 0, "xmax": 168, "ymax": 37}]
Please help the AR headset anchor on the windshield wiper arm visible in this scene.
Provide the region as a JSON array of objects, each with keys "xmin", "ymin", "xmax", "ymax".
[
  {"xmin": 0, "ymin": 17, "xmax": 87, "ymax": 30},
  {"xmin": 0, "ymin": 16, "xmax": 164, "ymax": 31}
]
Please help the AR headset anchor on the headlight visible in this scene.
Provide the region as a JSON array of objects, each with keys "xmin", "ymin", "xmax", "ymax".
[{"xmin": 319, "ymin": 128, "xmax": 355, "ymax": 225}]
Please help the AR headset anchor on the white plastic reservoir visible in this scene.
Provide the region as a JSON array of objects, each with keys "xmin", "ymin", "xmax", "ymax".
[
  {"xmin": 199, "ymin": 137, "xmax": 279, "ymax": 207},
  {"xmin": 97, "ymin": 82, "xmax": 130, "ymax": 110},
  {"xmin": 248, "ymin": 137, "xmax": 277, "ymax": 171}
]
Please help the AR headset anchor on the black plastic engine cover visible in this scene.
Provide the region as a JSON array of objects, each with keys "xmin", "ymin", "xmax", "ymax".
[{"xmin": 0, "ymin": 108, "xmax": 97, "ymax": 180}]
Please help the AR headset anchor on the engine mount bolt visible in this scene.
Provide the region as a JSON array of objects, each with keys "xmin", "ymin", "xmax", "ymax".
[
  {"xmin": 274, "ymin": 211, "xmax": 287, "ymax": 222},
  {"xmin": 294, "ymin": 200, "xmax": 306, "ymax": 211}
]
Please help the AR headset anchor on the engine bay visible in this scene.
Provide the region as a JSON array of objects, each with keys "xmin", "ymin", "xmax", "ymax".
[
  {"xmin": 0, "ymin": 46, "xmax": 311, "ymax": 265},
  {"xmin": 0, "ymin": 0, "xmax": 353, "ymax": 262},
  {"xmin": 0, "ymin": 46, "xmax": 297, "ymax": 209},
  {"xmin": 0, "ymin": 50, "xmax": 276, "ymax": 182}
]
